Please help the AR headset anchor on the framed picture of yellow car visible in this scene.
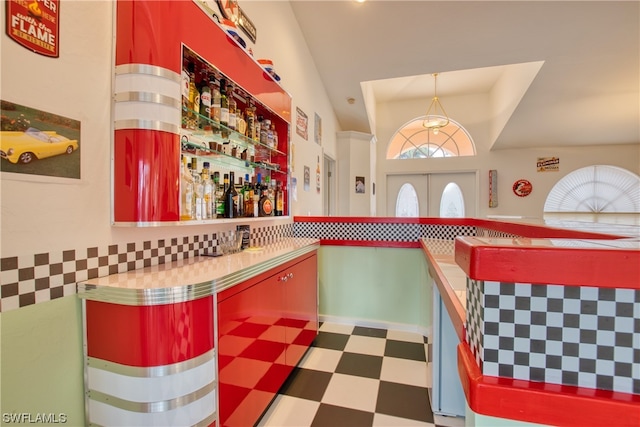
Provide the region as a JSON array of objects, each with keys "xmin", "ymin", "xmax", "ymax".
[{"xmin": 1, "ymin": 100, "xmax": 80, "ymax": 179}]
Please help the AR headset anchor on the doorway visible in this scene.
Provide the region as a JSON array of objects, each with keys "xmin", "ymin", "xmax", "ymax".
[
  {"xmin": 323, "ymin": 155, "xmax": 336, "ymax": 216},
  {"xmin": 386, "ymin": 172, "xmax": 477, "ymax": 217}
]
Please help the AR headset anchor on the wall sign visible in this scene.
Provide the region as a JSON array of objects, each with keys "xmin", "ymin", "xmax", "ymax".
[
  {"xmin": 6, "ymin": 0, "xmax": 60, "ymax": 57},
  {"xmin": 512, "ymin": 179, "xmax": 532, "ymax": 197},
  {"xmin": 216, "ymin": 0, "xmax": 256, "ymax": 43},
  {"xmin": 537, "ymin": 157, "xmax": 559, "ymax": 172},
  {"xmin": 489, "ymin": 169, "xmax": 498, "ymax": 207}
]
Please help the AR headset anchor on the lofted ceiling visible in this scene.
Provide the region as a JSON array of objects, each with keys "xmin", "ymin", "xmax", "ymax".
[{"xmin": 289, "ymin": 1, "xmax": 640, "ymax": 150}]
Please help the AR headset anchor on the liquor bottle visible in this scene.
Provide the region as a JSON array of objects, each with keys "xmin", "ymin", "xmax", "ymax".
[
  {"xmin": 180, "ymin": 155, "xmax": 194, "ymax": 220},
  {"xmin": 256, "ymin": 115, "xmax": 264, "ymax": 144},
  {"xmin": 275, "ymin": 180, "xmax": 284, "ymax": 216},
  {"xmin": 243, "ymin": 173, "xmax": 254, "ymax": 217},
  {"xmin": 253, "ymin": 173, "xmax": 261, "ymax": 217},
  {"xmin": 245, "ymin": 104, "xmax": 256, "ymax": 141},
  {"xmin": 181, "ymin": 59, "xmax": 190, "ymax": 128},
  {"xmin": 260, "ymin": 118, "xmax": 269, "ymax": 145},
  {"xmin": 202, "ymin": 162, "xmax": 214, "ymax": 220},
  {"xmin": 237, "ymin": 110, "xmax": 247, "ymax": 136},
  {"xmin": 220, "ymin": 79, "xmax": 229, "ymax": 137},
  {"xmin": 228, "ymin": 83, "xmax": 237, "ymax": 132},
  {"xmin": 251, "ymin": 174, "xmax": 260, "ymax": 217},
  {"xmin": 191, "ymin": 158, "xmax": 204, "ymax": 220},
  {"xmin": 213, "ymin": 171, "xmax": 225, "ymax": 218},
  {"xmin": 235, "ymin": 175, "xmax": 244, "ymax": 217},
  {"xmin": 266, "ymin": 120, "xmax": 274, "ymax": 148},
  {"xmin": 210, "ymin": 75, "xmax": 221, "ymax": 125},
  {"xmin": 187, "ymin": 62, "xmax": 198, "ymax": 128},
  {"xmin": 200, "ymin": 81, "xmax": 211, "ymax": 126},
  {"xmin": 258, "ymin": 176, "xmax": 274, "ymax": 217},
  {"xmin": 270, "ymin": 122, "xmax": 278, "ymax": 150},
  {"xmin": 223, "ymin": 172, "xmax": 238, "ymax": 218}
]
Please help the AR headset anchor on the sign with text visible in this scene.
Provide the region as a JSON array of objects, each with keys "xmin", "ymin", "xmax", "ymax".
[{"xmin": 6, "ymin": 0, "xmax": 59, "ymax": 57}]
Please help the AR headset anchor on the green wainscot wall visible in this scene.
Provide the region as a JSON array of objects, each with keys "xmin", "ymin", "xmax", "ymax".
[
  {"xmin": 466, "ymin": 403, "xmax": 547, "ymax": 427},
  {"xmin": 1, "ymin": 296, "xmax": 85, "ymax": 426},
  {"xmin": 318, "ymin": 246, "xmax": 432, "ymax": 333}
]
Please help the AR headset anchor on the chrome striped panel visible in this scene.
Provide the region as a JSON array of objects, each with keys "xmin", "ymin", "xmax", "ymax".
[
  {"xmin": 88, "ymin": 382, "xmax": 215, "ymax": 413},
  {"xmin": 77, "ymin": 243, "xmax": 319, "ymax": 305},
  {"xmin": 114, "ymin": 63, "xmax": 181, "ymax": 133},
  {"xmin": 87, "ymin": 349, "xmax": 215, "ymax": 378}
]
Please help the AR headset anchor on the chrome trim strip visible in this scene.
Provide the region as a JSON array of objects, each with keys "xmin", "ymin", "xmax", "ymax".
[
  {"xmin": 195, "ymin": 412, "xmax": 217, "ymax": 427},
  {"xmin": 115, "ymin": 63, "xmax": 180, "ymax": 82},
  {"xmin": 214, "ymin": 244, "xmax": 319, "ymax": 293},
  {"xmin": 87, "ymin": 349, "xmax": 215, "ymax": 377},
  {"xmin": 88, "ymin": 382, "xmax": 215, "ymax": 413},
  {"xmin": 114, "ymin": 119, "xmax": 180, "ymax": 134},
  {"xmin": 77, "ymin": 243, "xmax": 319, "ymax": 305},
  {"xmin": 114, "ymin": 91, "xmax": 181, "ymax": 109}
]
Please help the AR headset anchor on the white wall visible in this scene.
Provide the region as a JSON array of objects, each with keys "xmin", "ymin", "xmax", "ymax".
[
  {"xmin": 0, "ymin": 1, "xmax": 339, "ymax": 261},
  {"xmin": 239, "ymin": 1, "xmax": 339, "ymax": 216},
  {"xmin": 375, "ymin": 92, "xmax": 640, "ymax": 218}
]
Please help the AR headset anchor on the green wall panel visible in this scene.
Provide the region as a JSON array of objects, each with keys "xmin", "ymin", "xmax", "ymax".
[
  {"xmin": 318, "ymin": 246, "xmax": 431, "ymax": 331},
  {"xmin": 1, "ymin": 296, "xmax": 85, "ymax": 425}
]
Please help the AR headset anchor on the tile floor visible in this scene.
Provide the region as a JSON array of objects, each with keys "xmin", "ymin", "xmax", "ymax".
[{"xmin": 257, "ymin": 321, "xmax": 441, "ymax": 427}]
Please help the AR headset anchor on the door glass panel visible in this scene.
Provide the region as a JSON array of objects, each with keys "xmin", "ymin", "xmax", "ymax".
[
  {"xmin": 396, "ymin": 183, "xmax": 420, "ymax": 217},
  {"xmin": 440, "ymin": 182, "xmax": 465, "ymax": 217}
]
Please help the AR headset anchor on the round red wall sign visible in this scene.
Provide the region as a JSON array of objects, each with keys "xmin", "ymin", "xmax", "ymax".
[{"xmin": 513, "ymin": 179, "xmax": 532, "ymax": 197}]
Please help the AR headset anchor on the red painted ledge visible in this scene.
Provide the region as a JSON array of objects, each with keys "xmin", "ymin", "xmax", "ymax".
[
  {"xmin": 458, "ymin": 342, "xmax": 640, "ymax": 427},
  {"xmin": 455, "ymin": 237, "xmax": 640, "ymax": 289}
]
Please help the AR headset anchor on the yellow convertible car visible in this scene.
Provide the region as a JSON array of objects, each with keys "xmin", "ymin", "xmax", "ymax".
[{"xmin": 0, "ymin": 128, "xmax": 79, "ymax": 164}]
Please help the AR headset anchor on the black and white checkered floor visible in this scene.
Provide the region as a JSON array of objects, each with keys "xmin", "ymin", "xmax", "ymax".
[{"xmin": 257, "ymin": 321, "xmax": 452, "ymax": 427}]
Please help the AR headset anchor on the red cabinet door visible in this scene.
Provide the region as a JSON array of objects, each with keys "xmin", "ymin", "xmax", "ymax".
[
  {"xmin": 283, "ymin": 253, "xmax": 319, "ymax": 368},
  {"xmin": 216, "ymin": 252, "xmax": 318, "ymax": 427},
  {"xmin": 217, "ymin": 271, "xmax": 286, "ymax": 427}
]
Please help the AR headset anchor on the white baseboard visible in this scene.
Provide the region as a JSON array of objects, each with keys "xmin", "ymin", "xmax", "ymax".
[{"xmin": 319, "ymin": 314, "xmax": 432, "ymax": 340}]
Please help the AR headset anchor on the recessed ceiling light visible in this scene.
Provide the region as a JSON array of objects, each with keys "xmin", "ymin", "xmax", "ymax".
[{"xmin": 347, "ymin": 97, "xmax": 356, "ymax": 104}]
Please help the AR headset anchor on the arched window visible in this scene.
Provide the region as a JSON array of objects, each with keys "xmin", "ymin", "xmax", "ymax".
[
  {"xmin": 544, "ymin": 165, "xmax": 640, "ymax": 213},
  {"xmin": 386, "ymin": 116, "xmax": 476, "ymax": 159},
  {"xmin": 440, "ymin": 183, "xmax": 465, "ymax": 217},
  {"xmin": 396, "ymin": 183, "xmax": 420, "ymax": 217}
]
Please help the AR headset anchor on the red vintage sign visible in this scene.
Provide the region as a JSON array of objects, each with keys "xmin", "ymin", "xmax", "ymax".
[{"xmin": 6, "ymin": 0, "xmax": 59, "ymax": 57}]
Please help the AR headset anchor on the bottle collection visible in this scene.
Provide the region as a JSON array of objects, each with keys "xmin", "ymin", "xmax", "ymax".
[
  {"xmin": 180, "ymin": 155, "xmax": 285, "ymax": 221},
  {"xmin": 181, "ymin": 57, "xmax": 280, "ymax": 151},
  {"xmin": 179, "ymin": 48, "xmax": 287, "ymax": 221}
]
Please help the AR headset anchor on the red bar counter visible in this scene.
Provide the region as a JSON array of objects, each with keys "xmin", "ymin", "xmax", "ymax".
[{"xmin": 451, "ymin": 236, "xmax": 640, "ymax": 427}]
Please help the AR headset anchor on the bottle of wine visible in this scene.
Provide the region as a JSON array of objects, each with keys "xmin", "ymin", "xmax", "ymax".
[
  {"xmin": 223, "ymin": 172, "xmax": 238, "ymax": 218},
  {"xmin": 213, "ymin": 171, "xmax": 224, "ymax": 218},
  {"xmin": 275, "ymin": 180, "xmax": 284, "ymax": 216},
  {"xmin": 220, "ymin": 78, "xmax": 229, "ymax": 138},
  {"xmin": 235, "ymin": 175, "xmax": 244, "ymax": 217}
]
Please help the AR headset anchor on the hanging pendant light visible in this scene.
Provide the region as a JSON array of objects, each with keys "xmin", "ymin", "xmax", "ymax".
[{"xmin": 423, "ymin": 73, "xmax": 449, "ymax": 135}]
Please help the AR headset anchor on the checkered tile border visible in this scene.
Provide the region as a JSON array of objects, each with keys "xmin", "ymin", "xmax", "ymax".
[
  {"xmin": 0, "ymin": 223, "xmax": 293, "ymax": 313},
  {"xmin": 293, "ymin": 222, "xmax": 476, "ymax": 242},
  {"xmin": 467, "ymin": 280, "xmax": 639, "ymax": 395},
  {"xmin": 465, "ymin": 278, "xmax": 484, "ymax": 367},
  {"xmin": 475, "ymin": 227, "xmax": 518, "ymax": 239}
]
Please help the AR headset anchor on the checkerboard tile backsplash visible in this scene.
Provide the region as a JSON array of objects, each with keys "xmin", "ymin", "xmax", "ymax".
[
  {"xmin": 0, "ymin": 223, "xmax": 293, "ymax": 313},
  {"xmin": 294, "ymin": 221, "xmax": 476, "ymax": 242},
  {"xmin": 466, "ymin": 280, "xmax": 640, "ymax": 395}
]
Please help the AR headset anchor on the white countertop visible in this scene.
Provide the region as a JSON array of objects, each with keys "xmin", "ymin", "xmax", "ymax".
[{"xmin": 77, "ymin": 237, "xmax": 320, "ymax": 305}]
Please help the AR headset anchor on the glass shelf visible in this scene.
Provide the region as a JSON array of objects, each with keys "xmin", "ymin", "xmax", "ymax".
[
  {"xmin": 181, "ymin": 141, "xmax": 286, "ymax": 175},
  {"xmin": 182, "ymin": 107, "xmax": 286, "ymax": 156}
]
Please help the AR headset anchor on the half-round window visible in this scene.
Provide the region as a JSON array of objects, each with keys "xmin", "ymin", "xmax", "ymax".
[
  {"xmin": 396, "ymin": 183, "xmax": 420, "ymax": 217},
  {"xmin": 544, "ymin": 165, "xmax": 640, "ymax": 213},
  {"xmin": 387, "ymin": 116, "xmax": 476, "ymax": 159}
]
